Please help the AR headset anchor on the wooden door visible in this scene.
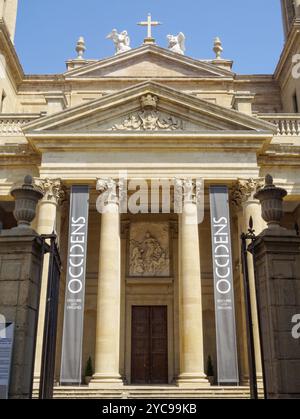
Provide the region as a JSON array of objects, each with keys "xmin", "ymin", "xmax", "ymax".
[{"xmin": 131, "ymin": 306, "xmax": 168, "ymax": 384}]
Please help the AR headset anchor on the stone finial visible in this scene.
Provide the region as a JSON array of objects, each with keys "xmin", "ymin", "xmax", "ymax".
[
  {"xmin": 265, "ymin": 174, "xmax": 273, "ymax": 186},
  {"xmin": 213, "ymin": 37, "xmax": 223, "ymax": 60},
  {"xmin": 10, "ymin": 176, "xmax": 44, "ymax": 228},
  {"xmin": 76, "ymin": 36, "xmax": 86, "ymax": 60},
  {"xmin": 254, "ymin": 174, "xmax": 288, "ymax": 229}
]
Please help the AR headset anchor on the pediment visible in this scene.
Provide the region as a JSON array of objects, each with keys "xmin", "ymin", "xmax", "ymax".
[
  {"xmin": 64, "ymin": 45, "xmax": 234, "ymax": 79},
  {"xmin": 23, "ymin": 81, "xmax": 276, "ymax": 136}
]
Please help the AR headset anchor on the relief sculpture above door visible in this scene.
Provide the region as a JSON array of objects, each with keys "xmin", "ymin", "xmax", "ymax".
[{"xmin": 128, "ymin": 222, "xmax": 170, "ymax": 277}]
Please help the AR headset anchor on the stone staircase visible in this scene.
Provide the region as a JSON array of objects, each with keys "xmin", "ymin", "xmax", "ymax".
[{"xmin": 33, "ymin": 385, "xmax": 264, "ymax": 399}]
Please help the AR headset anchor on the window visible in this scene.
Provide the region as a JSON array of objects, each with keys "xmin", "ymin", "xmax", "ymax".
[{"xmin": 293, "ymin": 92, "xmax": 299, "ymax": 113}]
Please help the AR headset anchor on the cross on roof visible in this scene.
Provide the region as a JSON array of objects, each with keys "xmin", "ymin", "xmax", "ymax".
[{"xmin": 138, "ymin": 13, "xmax": 162, "ymax": 44}]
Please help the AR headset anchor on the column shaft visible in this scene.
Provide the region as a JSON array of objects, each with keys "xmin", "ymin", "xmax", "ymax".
[
  {"xmin": 32, "ymin": 178, "xmax": 64, "ymax": 385},
  {"xmin": 295, "ymin": 0, "xmax": 300, "ymax": 17},
  {"xmin": 91, "ymin": 202, "xmax": 122, "ymax": 385},
  {"xmin": 177, "ymin": 201, "xmax": 207, "ymax": 386},
  {"xmin": 242, "ymin": 198, "xmax": 266, "ymax": 382}
]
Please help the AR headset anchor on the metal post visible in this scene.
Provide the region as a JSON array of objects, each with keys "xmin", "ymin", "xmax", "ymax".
[
  {"xmin": 39, "ymin": 233, "xmax": 61, "ymax": 399},
  {"xmin": 240, "ymin": 217, "xmax": 258, "ymax": 400}
]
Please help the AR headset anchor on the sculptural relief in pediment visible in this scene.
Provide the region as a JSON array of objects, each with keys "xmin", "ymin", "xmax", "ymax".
[{"xmin": 110, "ymin": 94, "xmax": 184, "ymax": 131}]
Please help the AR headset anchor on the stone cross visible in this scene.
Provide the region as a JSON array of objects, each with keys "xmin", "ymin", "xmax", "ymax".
[{"xmin": 138, "ymin": 13, "xmax": 161, "ymax": 44}]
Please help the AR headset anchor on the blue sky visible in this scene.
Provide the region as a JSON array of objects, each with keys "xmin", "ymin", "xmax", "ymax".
[{"xmin": 15, "ymin": 0, "xmax": 284, "ymax": 75}]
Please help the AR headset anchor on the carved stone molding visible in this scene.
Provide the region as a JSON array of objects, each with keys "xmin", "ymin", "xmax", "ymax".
[
  {"xmin": 141, "ymin": 94, "xmax": 158, "ymax": 109},
  {"xmin": 0, "ymin": 118, "xmax": 33, "ymax": 136},
  {"xmin": 0, "ymin": 144, "xmax": 39, "ymax": 165},
  {"xmin": 110, "ymin": 94, "xmax": 184, "ymax": 131},
  {"xmin": 230, "ymin": 178, "xmax": 264, "ymax": 210},
  {"xmin": 0, "ymin": 144, "xmax": 32, "ymax": 155},
  {"xmin": 34, "ymin": 178, "xmax": 65, "ymax": 205}
]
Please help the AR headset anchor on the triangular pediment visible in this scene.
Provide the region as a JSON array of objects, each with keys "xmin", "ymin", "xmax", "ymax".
[
  {"xmin": 64, "ymin": 45, "xmax": 234, "ymax": 79},
  {"xmin": 23, "ymin": 81, "xmax": 276, "ymax": 136}
]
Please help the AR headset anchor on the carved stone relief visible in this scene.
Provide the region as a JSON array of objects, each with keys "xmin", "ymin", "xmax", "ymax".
[
  {"xmin": 110, "ymin": 94, "xmax": 184, "ymax": 131},
  {"xmin": 128, "ymin": 222, "xmax": 170, "ymax": 277},
  {"xmin": 111, "ymin": 111, "xmax": 183, "ymax": 131}
]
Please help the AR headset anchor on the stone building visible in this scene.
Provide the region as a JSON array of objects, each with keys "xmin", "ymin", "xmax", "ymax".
[{"xmin": 0, "ymin": 0, "xmax": 299, "ymax": 397}]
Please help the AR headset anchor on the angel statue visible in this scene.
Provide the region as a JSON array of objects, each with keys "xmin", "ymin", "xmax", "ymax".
[
  {"xmin": 167, "ymin": 32, "xmax": 186, "ymax": 55},
  {"xmin": 106, "ymin": 29, "xmax": 131, "ymax": 54}
]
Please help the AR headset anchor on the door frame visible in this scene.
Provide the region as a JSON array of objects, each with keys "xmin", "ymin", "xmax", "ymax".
[{"xmin": 125, "ymin": 296, "xmax": 174, "ymax": 384}]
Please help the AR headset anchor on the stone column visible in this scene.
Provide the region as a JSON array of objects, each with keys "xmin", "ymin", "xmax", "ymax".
[
  {"xmin": 90, "ymin": 178, "xmax": 122, "ymax": 387},
  {"xmin": 33, "ymin": 178, "xmax": 65, "ymax": 384},
  {"xmin": 295, "ymin": 0, "xmax": 300, "ymax": 17},
  {"xmin": 120, "ymin": 220, "xmax": 130, "ymax": 380},
  {"xmin": 175, "ymin": 179, "xmax": 207, "ymax": 386},
  {"xmin": 232, "ymin": 178, "xmax": 266, "ymax": 383}
]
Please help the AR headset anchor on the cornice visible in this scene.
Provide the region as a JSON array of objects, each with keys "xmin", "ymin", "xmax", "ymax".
[
  {"xmin": 0, "ymin": 20, "xmax": 24, "ymax": 88},
  {"xmin": 64, "ymin": 44, "xmax": 235, "ymax": 79},
  {"xmin": 258, "ymin": 153, "xmax": 300, "ymax": 166},
  {"xmin": 274, "ymin": 19, "xmax": 300, "ymax": 83},
  {"xmin": 0, "ymin": 142, "xmax": 40, "ymax": 165},
  {"xmin": 26, "ymin": 132, "xmax": 272, "ymax": 155},
  {"xmin": 22, "ymin": 80, "xmax": 276, "ymax": 134}
]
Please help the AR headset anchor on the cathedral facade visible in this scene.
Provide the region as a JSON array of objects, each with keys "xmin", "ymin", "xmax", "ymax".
[{"xmin": 0, "ymin": 1, "xmax": 300, "ymax": 396}]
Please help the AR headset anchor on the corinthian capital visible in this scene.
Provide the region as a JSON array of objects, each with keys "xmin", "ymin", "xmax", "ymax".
[
  {"xmin": 231, "ymin": 178, "xmax": 264, "ymax": 209},
  {"xmin": 96, "ymin": 177, "xmax": 119, "ymax": 204},
  {"xmin": 174, "ymin": 178, "xmax": 202, "ymax": 210},
  {"xmin": 34, "ymin": 178, "xmax": 65, "ymax": 205}
]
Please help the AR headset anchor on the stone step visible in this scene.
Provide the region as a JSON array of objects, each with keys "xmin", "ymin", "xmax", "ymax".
[{"xmin": 33, "ymin": 386, "xmax": 264, "ymax": 399}]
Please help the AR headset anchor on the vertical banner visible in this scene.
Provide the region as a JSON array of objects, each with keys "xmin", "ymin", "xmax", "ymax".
[
  {"xmin": 209, "ymin": 186, "xmax": 239, "ymax": 384},
  {"xmin": 60, "ymin": 186, "xmax": 89, "ymax": 385},
  {"xmin": 0, "ymin": 322, "xmax": 14, "ymax": 399}
]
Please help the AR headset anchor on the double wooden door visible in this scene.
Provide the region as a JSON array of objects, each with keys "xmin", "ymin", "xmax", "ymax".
[{"xmin": 131, "ymin": 306, "xmax": 168, "ymax": 384}]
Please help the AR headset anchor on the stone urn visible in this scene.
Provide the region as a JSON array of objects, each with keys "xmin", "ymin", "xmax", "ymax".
[
  {"xmin": 10, "ymin": 175, "xmax": 44, "ymax": 228},
  {"xmin": 254, "ymin": 174, "xmax": 287, "ymax": 228}
]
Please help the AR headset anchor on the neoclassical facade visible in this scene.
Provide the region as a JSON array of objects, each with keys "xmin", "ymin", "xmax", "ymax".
[{"xmin": 0, "ymin": 1, "xmax": 300, "ymax": 395}]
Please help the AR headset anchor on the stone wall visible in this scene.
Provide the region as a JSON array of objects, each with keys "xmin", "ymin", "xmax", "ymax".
[{"xmin": 0, "ymin": 231, "xmax": 43, "ymax": 398}]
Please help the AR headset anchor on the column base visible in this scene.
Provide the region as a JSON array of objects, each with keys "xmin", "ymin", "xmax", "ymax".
[
  {"xmin": 257, "ymin": 373, "xmax": 264, "ymax": 389},
  {"xmin": 240, "ymin": 376, "xmax": 249, "ymax": 386},
  {"xmin": 240, "ymin": 373, "xmax": 263, "ymax": 387},
  {"xmin": 89, "ymin": 373, "xmax": 123, "ymax": 388},
  {"xmin": 32, "ymin": 376, "xmax": 40, "ymax": 390},
  {"xmin": 177, "ymin": 373, "xmax": 209, "ymax": 388}
]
